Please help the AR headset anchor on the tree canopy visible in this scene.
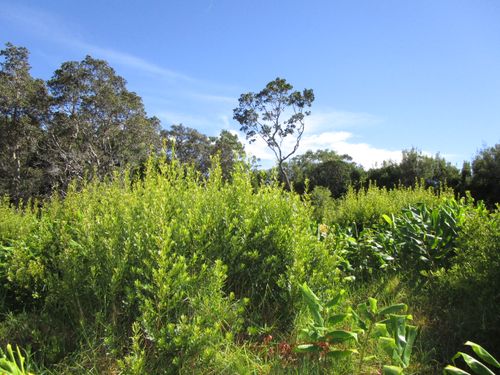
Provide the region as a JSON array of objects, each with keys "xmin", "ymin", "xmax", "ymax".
[{"xmin": 233, "ymin": 77, "xmax": 314, "ymax": 189}]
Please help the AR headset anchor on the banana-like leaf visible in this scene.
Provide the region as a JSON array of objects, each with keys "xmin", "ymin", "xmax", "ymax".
[
  {"xmin": 464, "ymin": 342, "xmax": 500, "ymax": 368},
  {"xmin": 443, "ymin": 365, "xmax": 471, "ymax": 374},
  {"xmin": 373, "ymin": 322, "xmax": 390, "ymax": 337},
  {"xmin": 379, "ymin": 303, "xmax": 407, "ymax": 316},
  {"xmin": 379, "ymin": 336, "xmax": 397, "ymax": 357},
  {"xmin": 350, "ymin": 308, "xmax": 368, "ymax": 331},
  {"xmin": 325, "ymin": 289, "xmax": 346, "ymax": 308},
  {"xmin": 328, "ymin": 313, "xmax": 350, "ymax": 326},
  {"xmin": 402, "ymin": 325, "xmax": 418, "ymax": 367},
  {"xmin": 382, "ymin": 214, "xmax": 393, "ymax": 226},
  {"xmin": 452, "ymin": 352, "xmax": 495, "ymax": 375},
  {"xmin": 368, "ymin": 297, "xmax": 378, "ymax": 314},
  {"xmin": 326, "ymin": 330, "xmax": 358, "ymax": 344},
  {"xmin": 300, "ymin": 283, "xmax": 324, "ymax": 327}
]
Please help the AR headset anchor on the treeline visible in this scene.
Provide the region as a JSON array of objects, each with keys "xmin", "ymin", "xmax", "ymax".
[
  {"xmin": 1, "ymin": 42, "xmax": 499, "ymax": 206},
  {"xmin": 0, "ymin": 43, "xmax": 245, "ymax": 204},
  {"xmin": 285, "ymin": 145, "xmax": 500, "ymax": 207}
]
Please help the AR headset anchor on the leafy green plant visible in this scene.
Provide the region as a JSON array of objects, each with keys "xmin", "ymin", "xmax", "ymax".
[
  {"xmin": 296, "ymin": 283, "xmax": 418, "ymax": 374},
  {"xmin": 378, "ymin": 315, "xmax": 418, "ymax": 374},
  {"xmin": 444, "ymin": 341, "xmax": 499, "ymax": 375},
  {"xmin": 0, "ymin": 344, "xmax": 33, "ymax": 375},
  {"xmin": 325, "ymin": 182, "xmax": 453, "ymax": 229},
  {"xmin": 295, "ymin": 283, "xmax": 358, "ymax": 360},
  {"xmin": 351, "ymin": 297, "xmax": 415, "ymax": 374}
]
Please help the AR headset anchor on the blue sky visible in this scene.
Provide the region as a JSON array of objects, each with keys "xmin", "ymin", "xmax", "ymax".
[{"xmin": 2, "ymin": 0, "xmax": 499, "ymax": 168}]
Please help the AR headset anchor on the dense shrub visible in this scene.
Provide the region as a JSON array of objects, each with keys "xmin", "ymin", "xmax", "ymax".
[
  {"xmin": 323, "ymin": 182, "xmax": 454, "ymax": 229},
  {"xmin": 323, "ymin": 198, "xmax": 468, "ymax": 281},
  {"xmin": 426, "ymin": 204, "xmax": 500, "ymax": 359},
  {"xmin": 0, "ymin": 159, "xmax": 340, "ymax": 371}
]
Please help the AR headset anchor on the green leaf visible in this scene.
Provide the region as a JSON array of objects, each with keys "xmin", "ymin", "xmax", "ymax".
[
  {"xmin": 464, "ymin": 342, "xmax": 500, "ymax": 368},
  {"xmin": 325, "ymin": 289, "xmax": 346, "ymax": 308},
  {"xmin": 350, "ymin": 308, "xmax": 368, "ymax": 331},
  {"xmin": 325, "ymin": 330, "xmax": 358, "ymax": 344},
  {"xmin": 382, "ymin": 214, "xmax": 393, "ymax": 226},
  {"xmin": 382, "ymin": 365, "xmax": 404, "ymax": 375},
  {"xmin": 402, "ymin": 325, "xmax": 418, "ymax": 367},
  {"xmin": 373, "ymin": 322, "xmax": 390, "ymax": 337},
  {"xmin": 368, "ymin": 297, "xmax": 378, "ymax": 314},
  {"xmin": 300, "ymin": 283, "xmax": 324, "ymax": 327},
  {"xmin": 379, "ymin": 336, "xmax": 397, "ymax": 357},
  {"xmin": 454, "ymin": 352, "xmax": 495, "ymax": 375},
  {"xmin": 328, "ymin": 313, "xmax": 349, "ymax": 326},
  {"xmin": 379, "ymin": 303, "xmax": 408, "ymax": 316},
  {"xmin": 443, "ymin": 365, "xmax": 472, "ymax": 374}
]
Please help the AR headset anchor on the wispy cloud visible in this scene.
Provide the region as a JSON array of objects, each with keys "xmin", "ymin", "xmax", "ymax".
[
  {"xmin": 1, "ymin": 3, "xmax": 195, "ymax": 83},
  {"xmin": 306, "ymin": 109, "xmax": 383, "ymax": 132},
  {"xmin": 78, "ymin": 44, "xmax": 195, "ymax": 82}
]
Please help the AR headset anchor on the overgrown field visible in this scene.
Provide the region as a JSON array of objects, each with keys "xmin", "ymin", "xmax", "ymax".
[{"xmin": 0, "ymin": 160, "xmax": 499, "ymax": 374}]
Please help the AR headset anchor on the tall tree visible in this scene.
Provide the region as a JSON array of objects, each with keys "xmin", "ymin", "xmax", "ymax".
[
  {"xmin": 161, "ymin": 124, "xmax": 212, "ymax": 174},
  {"xmin": 210, "ymin": 130, "xmax": 245, "ymax": 180},
  {"xmin": 46, "ymin": 55, "xmax": 161, "ymax": 189},
  {"xmin": 285, "ymin": 149, "xmax": 364, "ymax": 197},
  {"xmin": 233, "ymin": 77, "xmax": 314, "ymax": 189},
  {"xmin": 367, "ymin": 148, "xmax": 460, "ymax": 190},
  {"xmin": 470, "ymin": 144, "xmax": 500, "ymax": 207},
  {"xmin": 161, "ymin": 125, "xmax": 246, "ymax": 178},
  {"xmin": 0, "ymin": 43, "xmax": 48, "ymax": 203}
]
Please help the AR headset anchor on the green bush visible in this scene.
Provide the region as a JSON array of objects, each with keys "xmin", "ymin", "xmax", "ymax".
[
  {"xmin": 323, "ymin": 198, "xmax": 469, "ymax": 280},
  {"xmin": 427, "ymin": 204, "xmax": 500, "ymax": 359},
  {"xmin": 0, "ymin": 158, "xmax": 339, "ymax": 371},
  {"xmin": 324, "ymin": 182, "xmax": 454, "ymax": 229}
]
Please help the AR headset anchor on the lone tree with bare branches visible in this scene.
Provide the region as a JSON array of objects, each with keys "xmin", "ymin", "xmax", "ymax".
[{"xmin": 233, "ymin": 77, "xmax": 314, "ymax": 189}]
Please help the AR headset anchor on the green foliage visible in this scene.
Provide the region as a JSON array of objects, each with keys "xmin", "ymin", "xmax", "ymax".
[
  {"xmin": 0, "ymin": 344, "xmax": 33, "ymax": 375},
  {"xmin": 233, "ymin": 77, "xmax": 314, "ymax": 189},
  {"xmin": 426, "ymin": 205, "xmax": 500, "ymax": 359},
  {"xmin": 285, "ymin": 149, "xmax": 365, "ymax": 198},
  {"xmin": 0, "ymin": 43, "xmax": 48, "ymax": 204},
  {"xmin": 367, "ymin": 148, "xmax": 461, "ymax": 191},
  {"xmin": 324, "ymin": 182, "xmax": 454, "ymax": 229},
  {"xmin": 296, "ymin": 283, "xmax": 417, "ymax": 374},
  {"xmin": 470, "ymin": 144, "xmax": 500, "ymax": 207},
  {"xmin": 444, "ymin": 341, "xmax": 499, "ymax": 375},
  {"xmin": 0, "ymin": 158, "xmax": 338, "ymax": 372},
  {"xmin": 324, "ymin": 198, "xmax": 468, "ymax": 280}
]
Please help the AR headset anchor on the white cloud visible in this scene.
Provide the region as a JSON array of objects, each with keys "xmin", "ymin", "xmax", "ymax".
[
  {"xmin": 241, "ymin": 130, "xmax": 401, "ymax": 169},
  {"xmin": 305, "ymin": 110, "xmax": 383, "ymax": 132},
  {"xmin": 233, "ymin": 109, "xmax": 400, "ymax": 169}
]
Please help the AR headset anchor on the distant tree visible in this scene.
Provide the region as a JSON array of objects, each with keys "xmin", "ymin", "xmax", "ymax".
[
  {"xmin": 161, "ymin": 125, "xmax": 246, "ymax": 178},
  {"xmin": 366, "ymin": 160, "xmax": 401, "ymax": 189},
  {"xmin": 45, "ymin": 55, "xmax": 161, "ymax": 190},
  {"xmin": 0, "ymin": 43, "xmax": 49, "ymax": 203},
  {"xmin": 161, "ymin": 124, "xmax": 212, "ymax": 174},
  {"xmin": 210, "ymin": 130, "xmax": 246, "ymax": 179},
  {"xmin": 286, "ymin": 149, "xmax": 364, "ymax": 197},
  {"xmin": 470, "ymin": 144, "xmax": 500, "ymax": 207},
  {"xmin": 457, "ymin": 161, "xmax": 472, "ymax": 195},
  {"xmin": 368, "ymin": 148, "xmax": 460, "ymax": 190},
  {"xmin": 233, "ymin": 77, "xmax": 314, "ymax": 189}
]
